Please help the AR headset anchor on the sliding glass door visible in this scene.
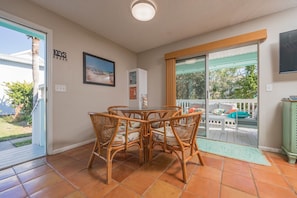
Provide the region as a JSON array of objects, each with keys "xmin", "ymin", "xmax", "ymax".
[{"xmin": 176, "ymin": 44, "xmax": 258, "ymax": 147}]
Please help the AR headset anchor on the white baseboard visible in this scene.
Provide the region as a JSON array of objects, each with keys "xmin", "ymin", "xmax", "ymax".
[
  {"xmin": 49, "ymin": 138, "xmax": 95, "ymax": 155},
  {"xmin": 259, "ymin": 145, "xmax": 282, "ymax": 153},
  {"xmin": 48, "ymin": 140, "xmax": 283, "ymax": 156}
]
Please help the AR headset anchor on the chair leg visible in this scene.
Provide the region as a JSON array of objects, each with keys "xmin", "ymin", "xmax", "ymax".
[
  {"xmin": 148, "ymin": 136, "xmax": 153, "ymax": 162},
  {"xmin": 141, "ymin": 136, "xmax": 147, "ymax": 163},
  {"xmin": 197, "ymin": 152, "xmax": 204, "ymax": 165},
  {"xmin": 195, "ymin": 142, "xmax": 204, "ymax": 165},
  {"xmin": 106, "ymin": 160, "xmax": 112, "ymax": 184},
  {"xmin": 106, "ymin": 151, "xmax": 112, "ymax": 184},
  {"xmin": 181, "ymin": 160, "xmax": 188, "ymax": 183},
  {"xmin": 87, "ymin": 143, "xmax": 97, "ymax": 168},
  {"xmin": 87, "ymin": 153, "xmax": 95, "ymax": 168},
  {"xmin": 139, "ymin": 146, "xmax": 144, "ymax": 164}
]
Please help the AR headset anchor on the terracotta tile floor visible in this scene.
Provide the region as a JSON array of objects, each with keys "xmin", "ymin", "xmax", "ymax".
[{"xmin": 0, "ymin": 143, "xmax": 297, "ymax": 198}]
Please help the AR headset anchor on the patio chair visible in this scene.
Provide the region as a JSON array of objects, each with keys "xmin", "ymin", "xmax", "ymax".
[
  {"xmin": 87, "ymin": 112, "xmax": 146, "ymax": 184},
  {"xmin": 148, "ymin": 112, "xmax": 204, "ymax": 183}
]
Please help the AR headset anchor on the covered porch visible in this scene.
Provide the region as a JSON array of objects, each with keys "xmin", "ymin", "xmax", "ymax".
[{"xmin": 177, "ymin": 98, "xmax": 258, "ymax": 147}]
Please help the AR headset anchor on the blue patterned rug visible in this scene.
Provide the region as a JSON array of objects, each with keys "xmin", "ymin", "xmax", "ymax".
[{"xmin": 197, "ymin": 138, "xmax": 271, "ymax": 166}]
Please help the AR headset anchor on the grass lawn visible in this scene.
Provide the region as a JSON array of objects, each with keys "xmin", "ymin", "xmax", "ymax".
[
  {"xmin": 0, "ymin": 116, "xmax": 32, "ymax": 142},
  {"xmin": 13, "ymin": 139, "xmax": 32, "ymax": 147}
]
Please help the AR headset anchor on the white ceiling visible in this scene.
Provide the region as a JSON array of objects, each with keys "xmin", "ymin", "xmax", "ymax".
[{"xmin": 29, "ymin": 0, "xmax": 297, "ymax": 53}]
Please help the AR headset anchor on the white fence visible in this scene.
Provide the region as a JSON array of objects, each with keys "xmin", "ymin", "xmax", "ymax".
[{"xmin": 176, "ymin": 99, "xmax": 258, "ymax": 118}]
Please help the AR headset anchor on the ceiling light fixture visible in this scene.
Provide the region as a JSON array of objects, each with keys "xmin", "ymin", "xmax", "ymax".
[{"xmin": 131, "ymin": 0, "xmax": 156, "ymax": 22}]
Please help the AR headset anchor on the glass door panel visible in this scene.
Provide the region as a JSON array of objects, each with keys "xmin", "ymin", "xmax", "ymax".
[
  {"xmin": 208, "ymin": 44, "xmax": 258, "ymax": 147},
  {"xmin": 176, "ymin": 56, "xmax": 206, "ymax": 137}
]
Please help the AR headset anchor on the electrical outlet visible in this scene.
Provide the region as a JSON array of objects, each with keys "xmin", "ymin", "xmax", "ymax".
[
  {"xmin": 55, "ymin": 84, "xmax": 67, "ymax": 92},
  {"xmin": 266, "ymin": 84, "xmax": 272, "ymax": 92}
]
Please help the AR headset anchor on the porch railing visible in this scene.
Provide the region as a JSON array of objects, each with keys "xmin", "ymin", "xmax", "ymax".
[
  {"xmin": 31, "ymin": 98, "xmax": 45, "ymax": 146},
  {"xmin": 176, "ymin": 99, "xmax": 258, "ymax": 118}
]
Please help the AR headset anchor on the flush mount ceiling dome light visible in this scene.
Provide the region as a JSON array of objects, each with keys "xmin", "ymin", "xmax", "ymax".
[{"xmin": 131, "ymin": 0, "xmax": 157, "ymax": 21}]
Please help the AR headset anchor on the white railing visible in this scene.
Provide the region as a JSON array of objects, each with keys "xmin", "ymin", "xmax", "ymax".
[
  {"xmin": 31, "ymin": 98, "xmax": 45, "ymax": 146},
  {"xmin": 176, "ymin": 99, "xmax": 258, "ymax": 118}
]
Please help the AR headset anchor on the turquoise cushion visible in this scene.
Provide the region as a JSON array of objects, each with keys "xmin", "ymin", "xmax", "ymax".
[{"xmin": 227, "ymin": 111, "xmax": 249, "ymax": 118}]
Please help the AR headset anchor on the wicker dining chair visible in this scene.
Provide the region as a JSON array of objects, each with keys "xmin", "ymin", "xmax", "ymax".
[
  {"xmin": 148, "ymin": 112, "xmax": 204, "ymax": 183},
  {"xmin": 87, "ymin": 112, "xmax": 146, "ymax": 184},
  {"xmin": 146, "ymin": 107, "xmax": 181, "ymax": 129},
  {"xmin": 163, "ymin": 105, "xmax": 183, "ymax": 116},
  {"xmin": 107, "ymin": 105, "xmax": 128, "ymax": 116},
  {"xmin": 107, "ymin": 105, "xmax": 144, "ymax": 128}
]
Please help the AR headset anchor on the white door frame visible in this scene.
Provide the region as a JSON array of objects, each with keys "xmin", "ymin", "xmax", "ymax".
[{"xmin": 0, "ymin": 10, "xmax": 54, "ymax": 154}]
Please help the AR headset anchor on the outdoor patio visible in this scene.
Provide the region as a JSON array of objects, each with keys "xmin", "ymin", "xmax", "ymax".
[
  {"xmin": 207, "ymin": 127, "xmax": 258, "ymax": 147},
  {"xmin": 178, "ymin": 98, "xmax": 258, "ymax": 147},
  {"xmin": 0, "ymin": 142, "xmax": 45, "ymax": 170}
]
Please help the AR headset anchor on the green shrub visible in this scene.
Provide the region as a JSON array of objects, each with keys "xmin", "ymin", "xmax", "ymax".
[{"xmin": 3, "ymin": 81, "xmax": 33, "ymax": 123}]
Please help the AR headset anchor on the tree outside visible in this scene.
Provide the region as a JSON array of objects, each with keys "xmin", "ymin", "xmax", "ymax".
[
  {"xmin": 0, "ymin": 81, "xmax": 33, "ymax": 145},
  {"xmin": 4, "ymin": 81, "xmax": 33, "ymax": 123},
  {"xmin": 176, "ymin": 71, "xmax": 206, "ymax": 100},
  {"xmin": 30, "ymin": 36, "xmax": 40, "ymax": 107},
  {"xmin": 176, "ymin": 64, "xmax": 258, "ymax": 100}
]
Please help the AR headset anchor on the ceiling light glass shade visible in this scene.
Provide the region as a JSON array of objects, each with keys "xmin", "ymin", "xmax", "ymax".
[{"xmin": 131, "ymin": 0, "xmax": 156, "ymax": 21}]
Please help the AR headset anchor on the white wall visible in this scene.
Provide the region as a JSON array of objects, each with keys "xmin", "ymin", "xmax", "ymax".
[
  {"xmin": 0, "ymin": 55, "xmax": 45, "ymax": 115},
  {"xmin": 138, "ymin": 7, "xmax": 297, "ymax": 151},
  {"xmin": 0, "ymin": 0, "xmax": 137, "ymax": 152}
]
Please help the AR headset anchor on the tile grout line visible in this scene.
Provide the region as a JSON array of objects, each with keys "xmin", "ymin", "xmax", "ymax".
[
  {"xmin": 248, "ymin": 161, "xmax": 260, "ymax": 198},
  {"xmin": 12, "ymin": 165, "xmax": 30, "ymax": 197},
  {"xmin": 44, "ymin": 159, "xmax": 80, "ymax": 191},
  {"xmin": 271, "ymin": 156, "xmax": 297, "ymax": 195},
  {"xmin": 141, "ymin": 155, "xmax": 178, "ymax": 197},
  {"xmin": 218, "ymin": 157, "xmax": 225, "ymax": 198}
]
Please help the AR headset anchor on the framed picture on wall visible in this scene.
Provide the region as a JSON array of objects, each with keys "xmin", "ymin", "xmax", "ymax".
[
  {"xmin": 83, "ymin": 52, "xmax": 115, "ymax": 86},
  {"xmin": 129, "ymin": 87, "xmax": 137, "ymax": 99}
]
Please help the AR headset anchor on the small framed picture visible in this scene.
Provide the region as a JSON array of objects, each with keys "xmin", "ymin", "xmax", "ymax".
[
  {"xmin": 129, "ymin": 87, "xmax": 137, "ymax": 99},
  {"xmin": 83, "ymin": 52, "xmax": 115, "ymax": 86}
]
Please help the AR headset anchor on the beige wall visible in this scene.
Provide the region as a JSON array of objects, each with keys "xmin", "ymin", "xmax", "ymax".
[
  {"xmin": 0, "ymin": 0, "xmax": 137, "ymax": 153},
  {"xmin": 138, "ymin": 7, "xmax": 297, "ymax": 151}
]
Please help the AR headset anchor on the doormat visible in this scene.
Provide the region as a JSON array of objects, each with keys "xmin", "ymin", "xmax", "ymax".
[{"xmin": 197, "ymin": 138, "xmax": 271, "ymax": 166}]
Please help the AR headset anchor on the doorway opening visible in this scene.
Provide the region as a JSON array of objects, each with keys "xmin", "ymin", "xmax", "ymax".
[{"xmin": 0, "ymin": 17, "xmax": 47, "ymax": 169}]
